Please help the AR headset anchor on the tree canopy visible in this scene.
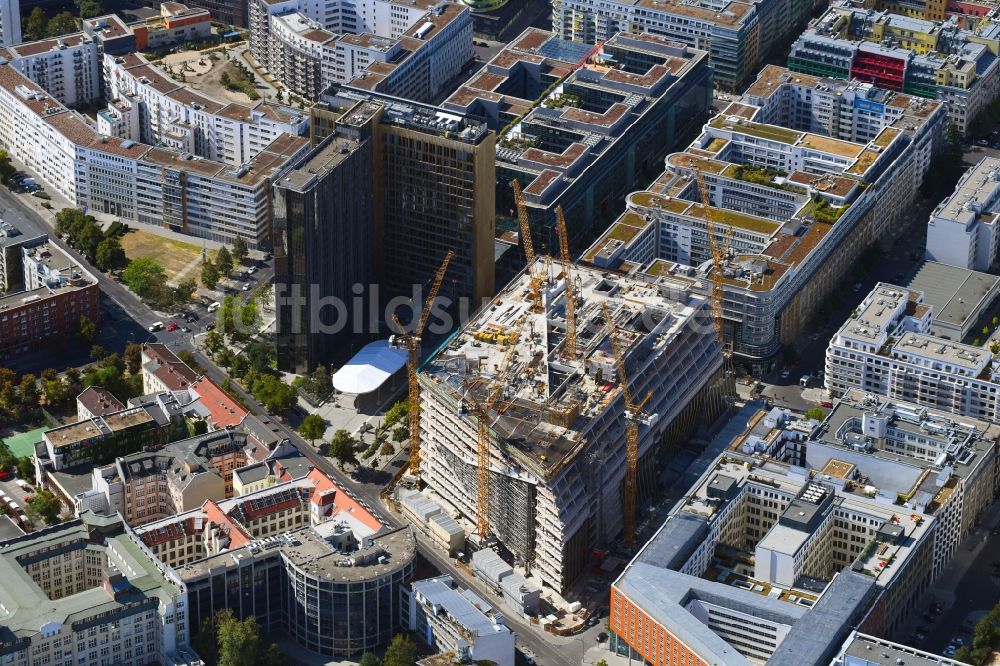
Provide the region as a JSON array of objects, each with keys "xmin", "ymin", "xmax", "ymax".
[
  {"xmin": 329, "ymin": 429, "xmax": 358, "ymax": 469},
  {"xmin": 298, "ymin": 413, "xmax": 327, "ymax": 444},
  {"xmin": 122, "ymin": 257, "xmax": 168, "ymax": 301}
]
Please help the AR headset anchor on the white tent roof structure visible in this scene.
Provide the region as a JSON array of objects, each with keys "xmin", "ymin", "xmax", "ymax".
[{"xmin": 331, "ymin": 340, "xmax": 407, "ymax": 395}]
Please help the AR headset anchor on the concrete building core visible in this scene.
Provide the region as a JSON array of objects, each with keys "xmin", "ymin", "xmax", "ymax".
[{"xmin": 417, "ymin": 257, "xmax": 727, "ymax": 591}]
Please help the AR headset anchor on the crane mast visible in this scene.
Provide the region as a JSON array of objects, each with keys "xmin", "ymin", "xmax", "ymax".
[
  {"xmin": 390, "ymin": 250, "xmax": 454, "ymax": 475},
  {"xmin": 601, "ymin": 303, "xmax": 652, "ymax": 546},
  {"xmin": 467, "ymin": 317, "xmax": 524, "ymax": 539},
  {"xmin": 556, "ymin": 207, "xmax": 577, "ymax": 359},
  {"xmin": 513, "ymin": 180, "xmax": 543, "ymax": 312}
]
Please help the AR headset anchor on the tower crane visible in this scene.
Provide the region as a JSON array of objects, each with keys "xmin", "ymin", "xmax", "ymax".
[
  {"xmin": 693, "ymin": 168, "xmax": 733, "ymax": 356},
  {"xmin": 390, "ymin": 250, "xmax": 454, "ymax": 476},
  {"xmin": 465, "ymin": 316, "xmax": 525, "ymax": 539},
  {"xmin": 556, "ymin": 207, "xmax": 577, "ymax": 359},
  {"xmin": 513, "ymin": 180, "xmax": 543, "ymax": 312},
  {"xmin": 601, "ymin": 303, "xmax": 652, "ymax": 547}
]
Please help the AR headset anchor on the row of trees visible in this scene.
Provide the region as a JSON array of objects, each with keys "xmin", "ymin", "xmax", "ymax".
[
  {"xmin": 23, "ymin": 0, "xmax": 108, "ymax": 42},
  {"xmin": 55, "ymin": 209, "xmax": 129, "ymax": 272}
]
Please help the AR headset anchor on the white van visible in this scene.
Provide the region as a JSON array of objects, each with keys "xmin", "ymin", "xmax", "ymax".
[
  {"xmin": 799, "ymin": 374, "xmax": 811, "ymax": 387},
  {"xmin": 207, "ymin": 301, "xmax": 221, "ymax": 313},
  {"xmin": 148, "ymin": 321, "xmax": 164, "ymax": 332}
]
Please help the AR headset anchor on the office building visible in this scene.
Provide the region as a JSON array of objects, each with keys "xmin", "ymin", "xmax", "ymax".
[
  {"xmin": 311, "ymin": 88, "xmax": 496, "ymax": 307},
  {"xmin": 926, "ymin": 156, "xmax": 1000, "ymax": 271},
  {"xmin": 581, "ymin": 65, "xmax": 946, "ymax": 374},
  {"xmin": 272, "ymin": 134, "xmax": 374, "ymax": 374},
  {"xmin": 808, "ymin": 389, "xmax": 1000, "ymax": 580},
  {"xmin": 0, "ymin": 0, "xmax": 19, "ymax": 46},
  {"xmin": 906, "ymin": 261, "xmax": 1000, "ymax": 342},
  {"xmin": 831, "ymin": 631, "xmax": 972, "ymax": 666},
  {"xmin": 0, "ymin": 240, "xmax": 100, "ymax": 362},
  {"xmin": 0, "ymin": 512, "xmax": 195, "ymax": 666},
  {"xmin": 248, "ymin": 0, "xmax": 473, "ymax": 102},
  {"xmin": 787, "ymin": 3, "xmax": 1000, "ymax": 134},
  {"xmin": 825, "ymin": 283, "xmax": 1000, "ymax": 421},
  {"xmin": 442, "ymin": 29, "xmax": 712, "ymax": 258},
  {"xmin": 607, "ymin": 400, "xmax": 972, "ymax": 665},
  {"xmin": 550, "ymin": 0, "xmax": 825, "ymax": 90},
  {"xmin": 141, "ymin": 469, "xmax": 417, "ymax": 657},
  {"xmin": 417, "ymin": 257, "xmax": 726, "ymax": 591},
  {"xmin": 405, "ymin": 575, "xmax": 515, "ymax": 666}
]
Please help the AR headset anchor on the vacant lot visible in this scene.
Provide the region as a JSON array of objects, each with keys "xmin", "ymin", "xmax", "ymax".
[{"xmin": 120, "ymin": 230, "xmax": 217, "ymax": 286}]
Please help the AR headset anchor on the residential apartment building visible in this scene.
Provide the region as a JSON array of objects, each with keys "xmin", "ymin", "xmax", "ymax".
[
  {"xmin": 0, "ymin": 0, "xmax": 19, "ymax": 46},
  {"xmin": 40, "ymin": 404, "xmax": 170, "ymax": 473},
  {"xmin": 417, "ymin": 258, "xmax": 727, "ymax": 591},
  {"xmin": 310, "ymin": 88, "xmax": 496, "ymax": 308},
  {"xmin": 80, "ymin": 428, "xmax": 296, "ymax": 525},
  {"xmin": 607, "ymin": 399, "xmax": 965, "ymax": 665},
  {"xmin": 787, "ymin": 2, "xmax": 1000, "ymax": 134},
  {"xmin": 582, "ymin": 65, "xmax": 946, "ymax": 374},
  {"xmin": 0, "ymin": 513, "xmax": 195, "ymax": 666},
  {"xmin": 136, "ymin": 469, "xmax": 417, "ymax": 657},
  {"xmin": 825, "ymin": 283, "xmax": 1000, "ymax": 421},
  {"xmin": 248, "ymin": 0, "xmax": 473, "ymax": 102},
  {"xmin": 103, "ymin": 52, "xmax": 308, "ymax": 166},
  {"xmin": 405, "ymin": 575, "xmax": 515, "ymax": 666},
  {"xmin": 137, "ymin": 0, "xmax": 248, "ymax": 27},
  {"xmin": 0, "ymin": 39, "xmax": 311, "ymax": 250},
  {"xmin": 7, "ymin": 33, "xmax": 104, "ymax": 108},
  {"xmin": 442, "ymin": 29, "xmax": 712, "ymax": 259},
  {"xmin": 550, "ymin": 0, "xmax": 825, "ymax": 90},
  {"xmin": 0, "ymin": 240, "xmax": 100, "ymax": 361},
  {"xmin": 272, "ymin": 134, "xmax": 374, "ymax": 373},
  {"xmin": 926, "ymin": 156, "xmax": 1000, "ymax": 271}
]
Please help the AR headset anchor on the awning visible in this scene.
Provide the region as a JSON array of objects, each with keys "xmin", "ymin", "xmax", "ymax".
[{"xmin": 331, "ymin": 340, "xmax": 407, "ymax": 395}]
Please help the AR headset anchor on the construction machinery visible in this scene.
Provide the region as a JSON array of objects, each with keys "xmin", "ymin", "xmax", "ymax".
[
  {"xmin": 466, "ymin": 315, "xmax": 526, "ymax": 540},
  {"xmin": 601, "ymin": 303, "xmax": 652, "ymax": 547},
  {"xmin": 556, "ymin": 207, "xmax": 577, "ymax": 359},
  {"xmin": 391, "ymin": 250, "xmax": 454, "ymax": 476},
  {"xmin": 693, "ymin": 168, "xmax": 733, "ymax": 354},
  {"xmin": 513, "ymin": 180, "xmax": 543, "ymax": 312}
]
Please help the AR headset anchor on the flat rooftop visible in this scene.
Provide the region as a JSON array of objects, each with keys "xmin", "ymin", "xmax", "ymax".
[
  {"xmin": 420, "ymin": 257, "xmax": 708, "ymax": 477},
  {"xmin": 907, "ymin": 261, "xmax": 1000, "ymax": 333}
]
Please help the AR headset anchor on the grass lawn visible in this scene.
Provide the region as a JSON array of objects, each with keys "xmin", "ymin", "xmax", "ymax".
[
  {"xmin": 120, "ymin": 230, "xmax": 217, "ymax": 286},
  {"xmin": 3, "ymin": 427, "xmax": 49, "ymax": 459}
]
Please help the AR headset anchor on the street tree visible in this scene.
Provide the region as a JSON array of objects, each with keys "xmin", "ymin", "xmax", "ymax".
[
  {"xmin": 122, "ymin": 257, "xmax": 168, "ymax": 301},
  {"xmin": 298, "ymin": 413, "xmax": 327, "ymax": 445},
  {"xmin": 201, "ymin": 260, "xmax": 220, "ymax": 289},
  {"xmin": 95, "ymin": 237, "xmax": 128, "ymax": 271},
  {"xmin": 231, "ymin": 236, "xmax": 248, "ymax": 264},
  {"xmin": 329, "ymin": 429, "xmax": 358, "ymax": 469},
  {"xmin": 0, "ymin": 150, "xmax": 15, "ymax": 184},
  {"xmin": 215, "ymin": 246, "xmax": 234, "ymax": 276},
  {"xmin": 382, "ymin": 634, "xmax": 417, "ymax": 666}
]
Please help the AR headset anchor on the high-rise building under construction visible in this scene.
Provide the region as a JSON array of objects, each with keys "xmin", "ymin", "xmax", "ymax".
[{"xmin": 417, "ymin": 258, "xmax": 728, "ymax": 591}]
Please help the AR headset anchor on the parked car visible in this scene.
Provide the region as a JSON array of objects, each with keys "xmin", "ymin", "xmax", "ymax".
[
  {"xmin": 248, "ymin": 265, "xmax": 258, "ymax": 274},
  {"xmin": 181, "ymin": 326, "xmax": 191, "ymax": 333},
  {"xmin": 779, "ymin": 369, "xmax": 791, "ymax": 380},
  {"xmin": 148, "ymin": 321, "xmax": 164, "ymax": 332},
  {"xmin": 943, "ymin": 646, "xmax": 957, "ymax": 657},
  {"xmin": 165, "ymin": 322, "xmax": 178, "ymax": 332},
  {"xmin": 0, "ymin": 471, "xmax": 13, "ymax": 481},
  {"xmin": 205, "ymin": 323, "xmax": 215, "ymax": 331},
  {"xmin": 242, "ymin": 283, "xmax": 252, "ymax": 291}
]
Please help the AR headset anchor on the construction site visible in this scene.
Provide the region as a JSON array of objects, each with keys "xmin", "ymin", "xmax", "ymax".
[{"xmin": 413, "ymin": 251, "xmax": 728, "ymax": 592}]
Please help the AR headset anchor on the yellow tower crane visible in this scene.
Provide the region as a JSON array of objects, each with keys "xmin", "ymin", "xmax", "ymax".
[
  {"xmin": 513, "ymin": 179, "xmax": 543, "ymax": 312},
  {"xmin": 466, "ymin": 316, "xmax": 525, "ymax": 539},
  {"xmin": 601, "ymin": 303, "xmax": 652, "ymax": 547},
  {"xmin": 693, "ymin": 168, "xmax": 733, "ymax": 355},
  {"xmin": 390, "ymin": 250, "xmax": 454, "ymax": 476},
  {"xmin": 556, "ymin": 207, "xmax": 577, "ymax": 359}
]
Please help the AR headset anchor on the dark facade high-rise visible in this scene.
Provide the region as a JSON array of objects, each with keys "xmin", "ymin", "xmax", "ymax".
[{"xmin": 273, "ymin": 135, "xmax": 374, "ymax": 374}]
